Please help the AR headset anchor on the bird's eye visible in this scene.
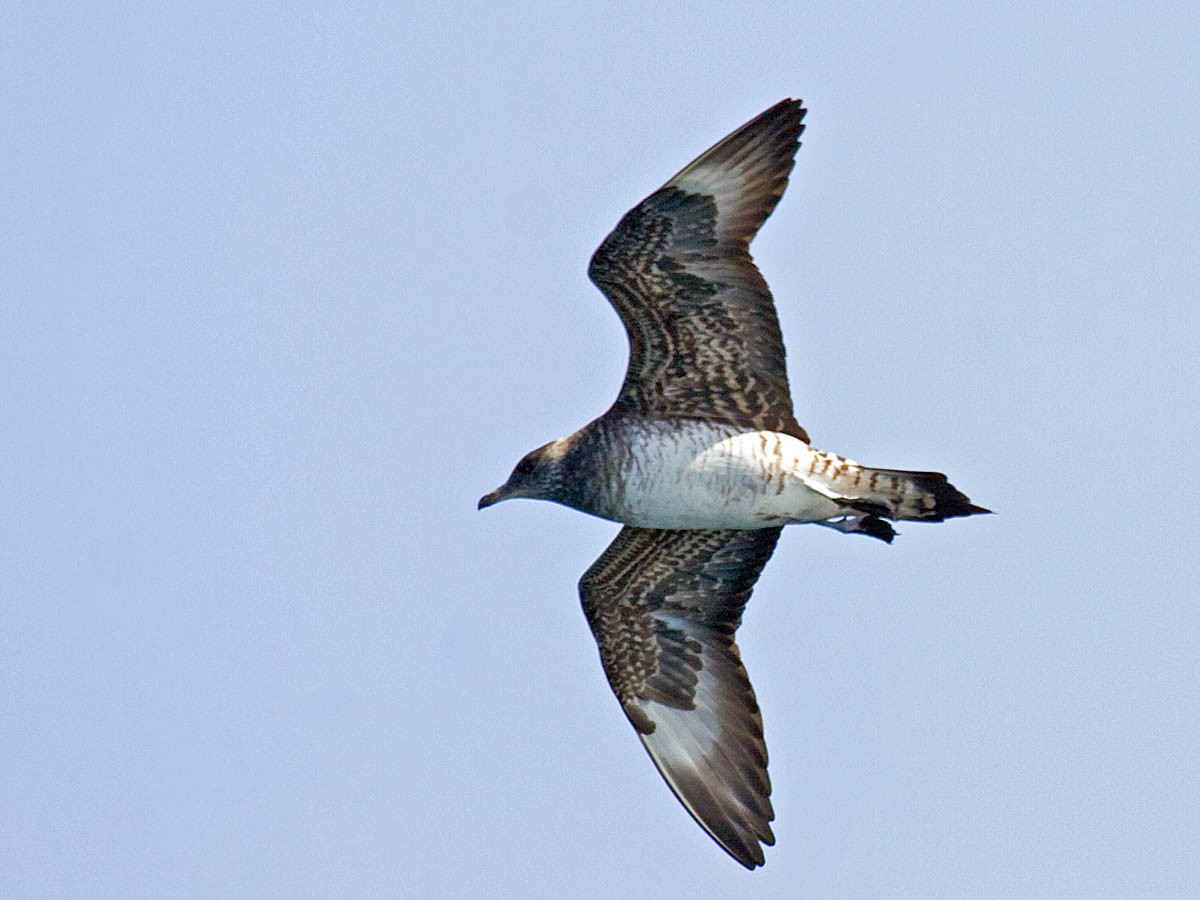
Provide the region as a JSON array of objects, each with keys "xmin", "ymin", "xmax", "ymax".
[{"xmin": 514, "ymin": 456, "xmax": 537, "ymax": 476}]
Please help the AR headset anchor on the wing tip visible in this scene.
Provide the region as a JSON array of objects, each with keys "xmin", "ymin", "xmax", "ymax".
[{"xmin": 661, "ymin": 97, "xmax": 808, "ymax": 247}]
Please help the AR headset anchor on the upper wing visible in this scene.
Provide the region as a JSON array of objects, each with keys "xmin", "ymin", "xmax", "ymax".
[
  {"xmin": 578, "ymin": 526, "xmax": 783, "ymax": 868},
  {"xmin": 588, "ymin": 99, "xmax": 809, "ymax": 441}
]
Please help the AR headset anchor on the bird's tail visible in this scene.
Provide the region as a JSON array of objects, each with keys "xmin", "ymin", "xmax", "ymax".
[{"xmin": 805, "ymin": 449, "xmax": 990, "ymax": 531}]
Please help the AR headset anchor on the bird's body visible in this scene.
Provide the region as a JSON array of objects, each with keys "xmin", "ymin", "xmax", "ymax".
[
  {"xmin": 588, "ymin": 419, "xmax": 843, "ymax": 529},
  {"xmin": 479, "ymin": 99, "xmax": 988, "ymax": 868},
  {"xmin": 541, "ymin": 416, "xmax": 943, "ymax": 531}
]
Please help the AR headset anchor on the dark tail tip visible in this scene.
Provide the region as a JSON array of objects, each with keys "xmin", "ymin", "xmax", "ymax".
[{"xmin": 915, "ymin": 473, "xmax": 991, "ymax": 521}]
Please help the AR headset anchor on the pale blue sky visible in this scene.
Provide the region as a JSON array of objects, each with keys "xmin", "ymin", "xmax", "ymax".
[{"xmin": 4, "ymin": 3, "xmax": 1199, "ymax": 898}]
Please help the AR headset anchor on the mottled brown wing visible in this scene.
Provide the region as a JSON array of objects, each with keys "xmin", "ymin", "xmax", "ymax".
[
  {"xmin": 588, "ymin": 99, "xmax": 809, "ymax": 442},
  {"xmin": 578, "ymin": 526, "xmax": 783, "ymax": 869}
]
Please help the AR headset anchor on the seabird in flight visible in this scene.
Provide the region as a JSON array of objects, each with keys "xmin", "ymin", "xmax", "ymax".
[{"xmin": 479, "ymin": 99, "xmax": 988, "ymax": 868}]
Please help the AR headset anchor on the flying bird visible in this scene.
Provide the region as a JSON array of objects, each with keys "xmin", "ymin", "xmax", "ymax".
[{"xmin": 478, "ymin": 99, "xmax": 988, "ymax": 869}]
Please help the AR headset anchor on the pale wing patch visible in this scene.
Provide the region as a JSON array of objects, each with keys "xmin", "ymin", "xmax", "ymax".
[
  {"xmin": 579, "ymin": 526, "xmax": 780, "ymax": 869},
  {"xmin": 587, "ymin": 100, "xmax": 809, "ymax": 441},
  {"xmin": 666, "ymin": 99, "xmax": 806, "ymax": 247},
  {"xmin": 630, "ymin": 613, "xmax": 774, "ymax": 867}
]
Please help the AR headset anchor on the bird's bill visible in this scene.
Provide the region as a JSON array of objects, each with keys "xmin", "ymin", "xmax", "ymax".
[{"xmin": 477, "ymin": 487, "xmax": 506, "ymax": 510}]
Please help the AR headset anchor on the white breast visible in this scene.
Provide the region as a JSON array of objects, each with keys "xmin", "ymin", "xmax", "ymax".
[{"xmin": 607, "ymin": 422, "xmax": 843, "ymax": 529}]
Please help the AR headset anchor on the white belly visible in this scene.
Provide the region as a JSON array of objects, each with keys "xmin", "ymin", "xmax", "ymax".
[{"xmin": 611, "ymin": 424, "xmax": 843, "ymax": 529}]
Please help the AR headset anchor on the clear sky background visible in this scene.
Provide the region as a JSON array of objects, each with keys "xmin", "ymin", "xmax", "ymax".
[{"xmin": 4, "ymin": 3, "xmax": 1199, "ymax": 899}]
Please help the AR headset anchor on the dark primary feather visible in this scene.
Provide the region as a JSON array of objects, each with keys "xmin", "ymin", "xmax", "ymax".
[
  {"xmin": 579, "ymin": 526, "xmax": 782, "ymax": 869},
  {"xmin": 588, "ymin": 99, "xmax": 809, "ymax": 442}
]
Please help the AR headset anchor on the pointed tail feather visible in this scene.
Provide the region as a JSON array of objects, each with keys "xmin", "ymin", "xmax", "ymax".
[
  {"xmin": 804, "ymin": 449, "xmax": 990, "ymax": 523},
  {"xmin": 844, "ymin": 467, "xmax": 990, "ymax": 522}
]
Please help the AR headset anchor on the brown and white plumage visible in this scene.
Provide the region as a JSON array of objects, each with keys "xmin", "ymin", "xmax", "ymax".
[
  {"xmin": 479, "ymin": 99, "xmax": 988, "ymax": 869},
  {"xmin": 580, "ymin": 526, "xmax": 780, "ymax": 868},
  {"xmin": 588, "ymin": 100, "xmax": 808, "ymax": 441}
]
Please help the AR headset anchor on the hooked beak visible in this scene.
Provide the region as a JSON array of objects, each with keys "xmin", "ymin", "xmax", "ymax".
[{"xmin": 477, "ymin": 486, "xmax": 506, "ymax": 510}]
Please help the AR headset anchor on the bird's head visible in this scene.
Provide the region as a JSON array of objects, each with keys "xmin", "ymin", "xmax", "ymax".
[{"xmin": 478, "ymin": 438, "xmax": 570, "ymax": 510}]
